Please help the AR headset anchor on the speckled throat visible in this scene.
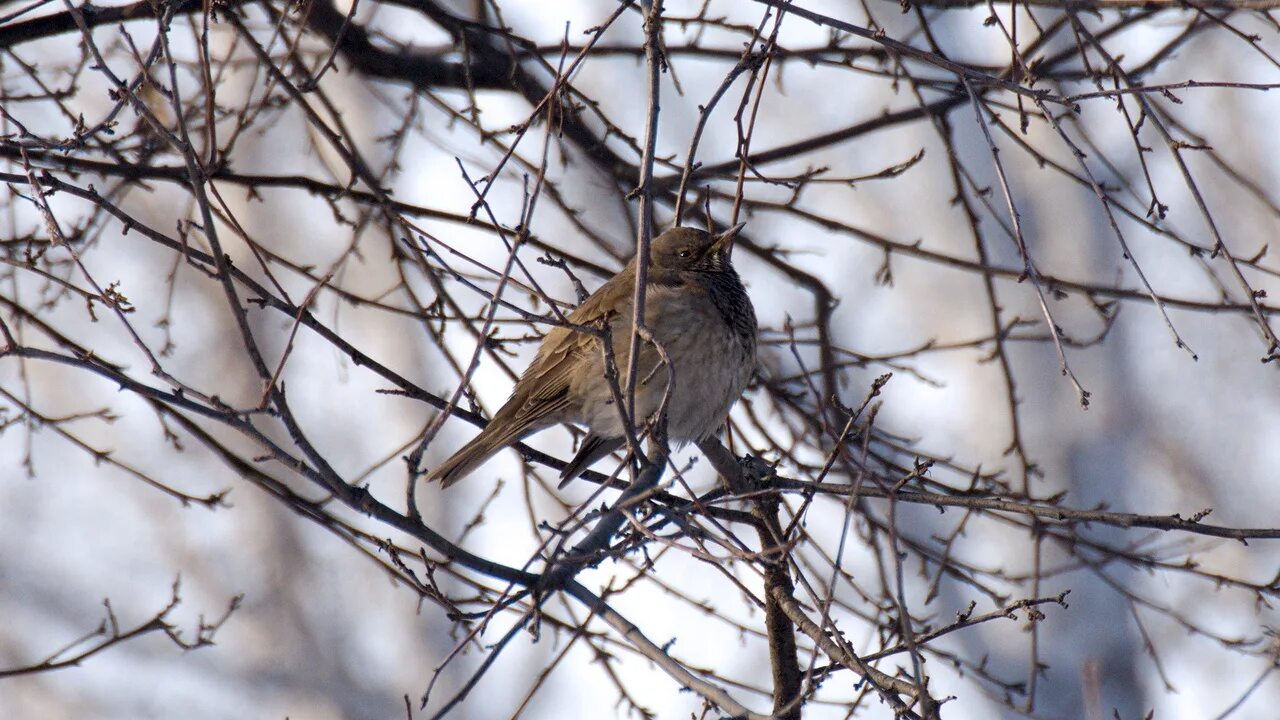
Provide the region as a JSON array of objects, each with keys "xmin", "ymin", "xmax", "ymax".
[{"xmin": 699, "ymin": 268, "xmax": 757, "ymax": 354}]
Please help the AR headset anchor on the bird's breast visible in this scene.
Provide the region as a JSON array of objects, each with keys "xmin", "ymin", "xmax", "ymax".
[{"xmin": 638, "ymin": 275, "xmax": 757, "ymax": 441}]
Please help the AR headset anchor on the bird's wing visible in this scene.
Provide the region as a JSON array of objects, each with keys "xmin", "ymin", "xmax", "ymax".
[{"xmin": 498, "ymin": 269, "xmax": 636, "ymax": 425}]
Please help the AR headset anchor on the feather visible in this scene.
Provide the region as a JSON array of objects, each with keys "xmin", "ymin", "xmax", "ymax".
[
  {"xmin": 427, "ymin": 388, "xmax": 571, "ymax": 487},
  {"xmin": 558, "ymin": 434, "xmax": 626, "ymax": 488}
]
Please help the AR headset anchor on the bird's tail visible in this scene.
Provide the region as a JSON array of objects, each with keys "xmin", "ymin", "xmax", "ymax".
[
  {"xmin": 557, "ymin": 434, "xmax": 626, "ymax": 488},
  {"xmin": 427, "ymin": 422, "xmax": 525, "ymax": 488}
]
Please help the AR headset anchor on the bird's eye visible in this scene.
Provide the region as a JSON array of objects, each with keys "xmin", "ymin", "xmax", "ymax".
[{"xmin": 678, "ymin": 250, "xmax": 692, "ymax": 259}]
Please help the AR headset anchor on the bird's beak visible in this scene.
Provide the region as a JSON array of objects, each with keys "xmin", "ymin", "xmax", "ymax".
[{"xmin": 710, "ymin": 222, "xmax": 746, "ymax": 256}]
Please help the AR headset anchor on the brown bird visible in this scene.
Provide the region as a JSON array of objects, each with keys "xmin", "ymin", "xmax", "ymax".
[{"xmin": 428, "ymin": 223, "xmax": 757, "ymax": 488}]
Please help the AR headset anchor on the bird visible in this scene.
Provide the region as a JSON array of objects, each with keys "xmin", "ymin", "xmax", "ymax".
[{"xmin": 427, "ymin": 223, "xmax": 757, "ymax": 488}]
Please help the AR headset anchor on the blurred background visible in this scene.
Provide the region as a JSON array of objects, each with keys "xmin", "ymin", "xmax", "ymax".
[{"xmin": 3, "ymin": 0, "xmax": 1280, "ymax": 718}]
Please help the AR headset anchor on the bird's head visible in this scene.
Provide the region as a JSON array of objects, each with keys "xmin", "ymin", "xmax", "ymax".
[{"xmin": 648, "ymin": 223, "xmax": 746, "ymax": 272}]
